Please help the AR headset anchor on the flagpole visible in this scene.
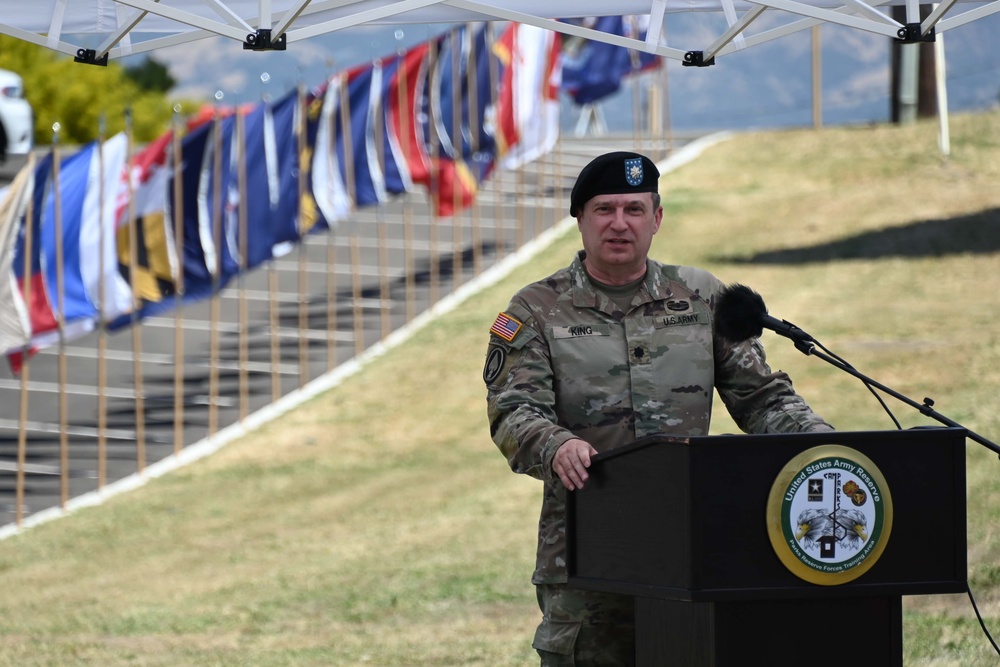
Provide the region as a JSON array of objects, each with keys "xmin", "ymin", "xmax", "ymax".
[
  {"xmin": 648, "ymin": 68, "xmax": 658, "ymax": 155},
  {"xmin": 812, "ymin": 25, "xmax": 823, "ymax": 130},
  {"xmin": 625, "ymin": 16, "xmax": 644, "ymax": 152},
  {"xmin": 534, "ymin": 158, "xmax": 542, "ymax": 238},
  {"xmin": 171, "ymin": 106, "xmax": 187, "ymax": 454},
  {"xmin": 236, "ymin": 109, "xmax": 250, "ymax": 421},
  {"xmin": 326, "ymin": 219, "xmax": 338, "ymax": 370},
  {"xmin": 96, "ymin": 116, "xmax": 109, "ymax": 488},
  {"xmin": 264, "ymin": 96, "xmax": 282, "ymax": 405},
  {"xmin": 125, "ymin": 110, "xmax": 147, "ymax": 473},
  {"xmin": 374, "ymin": 61, "xmax": 391, "ymax": 342},
  {"xmin": 208, "ymin": 108, "xmax": 223, "ymax": 436},
  {"xmin": 555, "ymin": 132, "xmax": 564, "ymax": 226},
  {"xmin": 339, "ymin": 74, "xmax": 356, "ymax": 220},
  {"xmin": 297, "ymin": 83, "xmax": 310, "ymax": 388},
  {"xmin": 377, "ymin": 217, "xmax": 390, "ymax": 341},
  {"xmin": 515, "ymin": 166, "xmax": 525, "ymax": 251},
  {"xmin": 338, "ymin": 74, "xmax": 364, "ymax": 359},
  {"xmin": 451, "ymin": 27, "xmax": 464, "ymax": 295},
  {"xmin": 326, "ymin": 75, "xmax": 341, "ymax": 371},
  {"xmin": 660, "ymin": 40, "xmax": 673, "ymax": 161},
  {"xmin": 547, "ymin": 151, "xmax": 554, "ymax": 233},
  {"xmin": 532, "ymin": 29, "xmax": 546, "ymax": 239},
  {"xmin": 350, "ymin": 235, "xmax": 363, "ymax": 357},
  {"xmin": 486, "ymin": 23, "xmax": 505, "ymax": 263},
  {"xmin": 268, "ymin": 247, "xmax": 281, "ymax": 403},
  {"xmin": 536, "ymin": 149, "xmax": 546, "ymax": 237},
  {"xmin": 512, "ymin": 26, "xmax": 526, "ymax": 253},
  {"xmin": 16, "ymin": 157, "xmax": 36, "ymax": 526},
  {"xmin": 397, "ymin": 50, "xmax": 416, "ymax": 324},
  {"xmin": 467, "ymin": 26, "xmax": 483, "ymax": 278},
  {"xmin": 632, "ymin": 75, "xmax": 641, "ymax": 150},
  {"xmin": 51, "ymin": 123, "xmax": 72, "ymax": 506},
  {"xmin": 934, "ymin": 22, "xmax": 950, "ymax": 158},
  {"xmin": 428, "ymin": 36, "xmax": 441, "ymax": 307}
]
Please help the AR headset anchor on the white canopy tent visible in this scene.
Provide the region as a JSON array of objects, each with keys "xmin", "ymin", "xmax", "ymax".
[{"xmin": 0, "ymin": 0, "xmax": 996, "ymax": 66}]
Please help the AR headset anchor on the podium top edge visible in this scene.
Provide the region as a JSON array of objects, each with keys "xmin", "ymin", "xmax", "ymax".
[{"xmin": 590, "ymin": 427, "xmax": 968, "ymax": 464}]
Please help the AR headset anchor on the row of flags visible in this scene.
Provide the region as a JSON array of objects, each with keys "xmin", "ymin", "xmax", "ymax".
[{"xmin": 0, "ymin": 19, "xmax": 660, "ymax": 372}]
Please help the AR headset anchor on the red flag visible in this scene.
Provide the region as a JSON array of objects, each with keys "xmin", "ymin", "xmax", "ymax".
[
  {"xmin": 8, "ymin": 153, "xmax": 58, "ymax": 372},
  {"xmin": 386, "ymin": 44, "xmax": 432, "ymax": 189},
  {"xmin": 492, "ymin": 24, "xmax": 520, "ymax": 158},
  {"xmin": 430, "ymin": 157, "xmax": 477, "ymax": 218},
  {"xmin": 384, "ymin": 34, "xmax": 477, "ymax": 218}
]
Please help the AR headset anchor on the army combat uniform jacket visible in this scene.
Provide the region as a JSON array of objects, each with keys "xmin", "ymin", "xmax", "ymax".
[{"xmin": 485, "ymin": 251, "xmax": 833, "ymax": 584}]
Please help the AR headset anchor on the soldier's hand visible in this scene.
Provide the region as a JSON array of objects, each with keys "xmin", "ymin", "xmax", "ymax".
[{"xmin": 552, "ymin": 439, "xmax": 598, "ymax": 491}]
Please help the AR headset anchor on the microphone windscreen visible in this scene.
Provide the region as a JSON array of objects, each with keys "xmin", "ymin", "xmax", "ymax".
[{"xmin": 714, "ymin": 283, "xmax": 767, "ymax": 342}]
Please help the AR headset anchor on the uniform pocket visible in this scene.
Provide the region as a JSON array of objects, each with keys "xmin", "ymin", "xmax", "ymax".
[{"xmin": 532, "ymin": 618, "xmax": 581, "ymax": 656}]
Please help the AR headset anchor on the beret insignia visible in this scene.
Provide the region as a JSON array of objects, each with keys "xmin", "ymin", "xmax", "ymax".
[{"xmin": 624, "ymin": 157, "xmax": 644, "ymax": 186}]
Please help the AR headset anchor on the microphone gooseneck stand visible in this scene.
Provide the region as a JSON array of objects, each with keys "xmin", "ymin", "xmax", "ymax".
[
  {"xmin": 771, "ymin": 321, "xmax": 1000, "ymax": 458},
  {"xmin": 763, "ymin": 314, "xmax": 1000, "ymax": 659}
]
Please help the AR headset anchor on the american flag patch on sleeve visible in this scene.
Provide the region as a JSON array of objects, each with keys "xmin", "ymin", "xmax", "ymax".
[{"xmin": 490, "ymin": 312, "xmax": 523, "ymax": 342}]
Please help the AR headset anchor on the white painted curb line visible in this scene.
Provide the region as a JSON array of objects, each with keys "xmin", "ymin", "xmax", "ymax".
[{"xmin": 0, "ymin": 131, "xmax": 732, "ymax": 541}]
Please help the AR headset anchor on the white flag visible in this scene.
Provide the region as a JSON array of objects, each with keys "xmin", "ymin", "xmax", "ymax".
[
  {"xmin": 501, "ymin": 24, "xmax": 562, "ymax": 171},
  {"xmin": 0, "ymin": 156, "xmax": 35, "ymax": 354}
]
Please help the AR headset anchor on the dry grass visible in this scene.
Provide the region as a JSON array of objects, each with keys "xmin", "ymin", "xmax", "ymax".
[{"xmin": 1, "ymin": 111, "xmax": 999, "ymax": 665}]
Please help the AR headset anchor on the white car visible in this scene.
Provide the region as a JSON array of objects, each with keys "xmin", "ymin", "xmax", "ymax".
[{"xmin": 0, "ymin": 68, "xmax": 33, "ymax": 160}]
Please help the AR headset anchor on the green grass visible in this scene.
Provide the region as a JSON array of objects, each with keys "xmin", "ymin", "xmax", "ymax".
[{"xmin": 2, "ymin": 111, "xmax": 1000, "ymax": 665}]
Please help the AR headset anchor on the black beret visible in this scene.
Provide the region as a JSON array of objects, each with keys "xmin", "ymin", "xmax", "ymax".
[{"xmin": 569, "ymin": 151, "xmax": 660, "ymax": 217}]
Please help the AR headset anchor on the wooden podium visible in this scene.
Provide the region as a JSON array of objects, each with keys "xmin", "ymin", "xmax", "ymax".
[{"xmin": 566, "ymin": 428, "xmax": 967, "ymax": 666}]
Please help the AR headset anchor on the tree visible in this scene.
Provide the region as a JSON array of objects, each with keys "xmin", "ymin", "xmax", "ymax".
[
  {"xmin": 0, "ymin": 36, "xmax": 173, "ymax": 144},
  {"xmin": 124, "ymin": 57, "xmax": 176, "ymax": 93}
]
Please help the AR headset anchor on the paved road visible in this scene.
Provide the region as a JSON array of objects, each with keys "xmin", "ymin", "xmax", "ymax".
[{"xmin": 0, "ymin": 135, "xmax": 686, "ymax": 530}]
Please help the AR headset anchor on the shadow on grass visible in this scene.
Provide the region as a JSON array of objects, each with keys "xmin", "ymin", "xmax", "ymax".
[{"xmin": 716, "ymin": 208, "xmax": 1000, "ymax": 264}]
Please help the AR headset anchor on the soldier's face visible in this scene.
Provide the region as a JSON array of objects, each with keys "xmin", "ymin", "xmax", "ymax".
[{"xmin": 577, "ymin": 193, "xmax": 662, "ymax": 282}]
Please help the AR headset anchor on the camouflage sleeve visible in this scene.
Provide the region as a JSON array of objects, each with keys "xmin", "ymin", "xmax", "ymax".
[
  {"xmin": 484, "ymin": 300, "xmax": 576, "ymax": 482},
  {"xmin": 714, "ymin": 335, "xmax": 834, "ymax": 434}
]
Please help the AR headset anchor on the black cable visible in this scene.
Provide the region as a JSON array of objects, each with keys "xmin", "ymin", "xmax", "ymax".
[
  {"xmin": 812, "ymin": 338, "xmax": 903, "ymax": 430},
  {"xmin": 967, "ymin": 583, "xmax": 1000, "ymax": 656}
]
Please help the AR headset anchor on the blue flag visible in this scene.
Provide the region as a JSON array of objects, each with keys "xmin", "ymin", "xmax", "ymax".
[
  {"xmin": 561, "ymin": 16, "xmax": 659, "ymax": 105},
  {"xmin": 41, "ymin": 142, "xmax": 99, "ymax": 325},
  {"xmin": 108, "ymin": 120, "xmax": 235, "ymax": 329}
]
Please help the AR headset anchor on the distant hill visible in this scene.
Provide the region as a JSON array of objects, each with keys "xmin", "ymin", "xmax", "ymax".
[{"xmin": 145, "ymin": 13, "xmax": 1000, "ymax": 133}]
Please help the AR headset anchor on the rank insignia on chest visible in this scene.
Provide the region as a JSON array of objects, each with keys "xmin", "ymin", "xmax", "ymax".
[{"xmin": 490, "ymin": 312, "xmax": 523, "ymax": 342}]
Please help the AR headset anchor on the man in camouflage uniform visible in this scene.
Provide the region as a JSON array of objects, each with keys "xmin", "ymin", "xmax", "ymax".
[{"xmin": 484, "ymin": 151, "xmax": 833, "ymax": 666}]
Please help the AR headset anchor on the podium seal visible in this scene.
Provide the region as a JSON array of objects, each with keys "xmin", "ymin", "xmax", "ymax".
[{"xmin": 766, "ymin": 445, "xmax": 893, "ymax": 585}]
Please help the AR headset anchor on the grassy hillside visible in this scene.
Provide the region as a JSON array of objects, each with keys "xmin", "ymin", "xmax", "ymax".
[{"xmin": 1, "ymin": 112, "xmax": 999, "ymax": 665}]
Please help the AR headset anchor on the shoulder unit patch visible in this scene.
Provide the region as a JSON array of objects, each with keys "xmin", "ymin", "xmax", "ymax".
[{"xmin": 483, "ymin": 346, "xmax": 506, "ymax": 384}]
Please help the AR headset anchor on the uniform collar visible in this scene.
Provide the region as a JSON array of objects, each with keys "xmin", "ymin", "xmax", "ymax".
[{"xmin": 569, "ymin": 251, "xmax": 673, "ymax": 311}]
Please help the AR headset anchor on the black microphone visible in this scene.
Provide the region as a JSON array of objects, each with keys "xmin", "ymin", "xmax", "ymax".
[
  {"xmin": 715, "ymin": 288, "xmax": 1000, "ymax": 458},
  {"xmin": 714, "ymin": 283, "xmax": 814, "ymax": 344}
]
